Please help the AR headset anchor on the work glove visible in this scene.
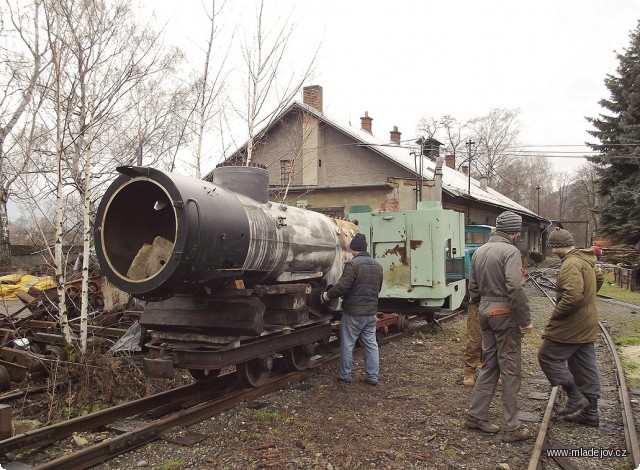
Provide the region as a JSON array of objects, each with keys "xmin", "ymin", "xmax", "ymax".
[{"xmin": 320, "ymin": 292, "xmax": 330, "ymax": 304}]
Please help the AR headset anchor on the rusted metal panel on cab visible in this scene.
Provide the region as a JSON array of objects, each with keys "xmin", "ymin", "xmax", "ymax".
[{"xmin": 381, "ymin": 245, "xmax": 408, "ymax": 265}]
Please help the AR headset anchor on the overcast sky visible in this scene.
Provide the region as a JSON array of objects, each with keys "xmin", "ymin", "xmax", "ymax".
[
  {"xmin": 10, "ymin": 1, "xmax": 639, "ymax": 221},
  {"xmin": 150, "ymin": 0, "xmax": 640, "ymax": 174}
]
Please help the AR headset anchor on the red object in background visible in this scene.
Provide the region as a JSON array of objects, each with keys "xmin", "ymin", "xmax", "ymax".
[{"xmin": 591, "ymin": 245, "xmax": 602, "ymax": 256}]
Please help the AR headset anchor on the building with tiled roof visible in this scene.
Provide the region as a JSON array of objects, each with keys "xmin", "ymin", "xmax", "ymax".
[{"xmin": 205, "ymin": 85, "xmax": 546, "ymax": 254}]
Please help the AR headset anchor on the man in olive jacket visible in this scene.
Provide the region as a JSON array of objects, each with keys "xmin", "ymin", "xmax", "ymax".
[
  {"xmin": 538, "ymin": 228, "xmax": 604, "ymax": 426},
  {"xmin": 322, "ymin": 233, "xmax": 383, "ymax": 385}
]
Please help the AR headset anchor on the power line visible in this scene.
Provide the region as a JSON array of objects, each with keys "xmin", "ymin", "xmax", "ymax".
[{"xmin": 520, "ymin": 143, "xmax": 640, "ymax": 148}]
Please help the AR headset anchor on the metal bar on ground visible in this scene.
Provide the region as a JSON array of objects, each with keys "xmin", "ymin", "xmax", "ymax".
[
  {"xmin": 528, "ymin": 386, "xmax": 558, "ymax": 470},
  {"xmin": 598, "ymin": 322, "xmax": 640, "ymax": 468}
]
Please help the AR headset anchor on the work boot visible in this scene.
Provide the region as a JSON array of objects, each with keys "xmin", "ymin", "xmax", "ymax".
[
  {"xmin": 566, "ymin": 396, "xmax": 599, "ymax": 427},
  {"xmin": 465, "ymin": 414, "xmax": 499, "ymax": 434},
  {"xmin": 558, "ymin": 383, "xmax": 589, "ymax": 416},
  {"xmin": 463, "ymin": 371, "xmax": 475, "ymax": 387},
  {"xmin": 503, "ymin": 427, "xmax": 532, "ymax": 443}
]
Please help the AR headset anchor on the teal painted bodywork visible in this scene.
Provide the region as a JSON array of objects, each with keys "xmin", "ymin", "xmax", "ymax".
[
  {"xmin": 349, "ymin": 201, "xmax": 466, "ymax": 313},
  {"xmin": 464, "ymin": 225, "xmax": 494, "ymax": 280}
]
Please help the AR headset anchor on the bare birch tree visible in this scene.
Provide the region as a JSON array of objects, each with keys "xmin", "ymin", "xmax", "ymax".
[
  {"xmin": 44, "ymin": 0, "xmax": 72, "ymax": 342},
  {"xmin": 44, "ymin": 0, "xmax": 176, "ymax": 352},
  {"xmin": 494, "ymin": 154, "xmax": 554, "ymax": 211},
  {"xmin": 235, "ymin": 0, "xmax": 316, "ymax": 166},
  {"xmin": 0, "ymin": 0, "xmax": 45, "ymax": 266},
  {"xmin": 565, "ymin": 162, "xmax": 601, "ymax": 237},
  {"xmin": 552, "ymin": 171, "xmax": 574, "ymax": 221},
  {"xmin": 186, "ymin": 0, "xmax": 230, "ymax": 178},
  {"xmin": 416, "ymin": 116, "xmax": 441, "ymax": 141},
  {"xmin": 417, "ymin": 114, "xmax": 469, "ymax": 166},
  {"xmin": 4, "ymin": 63, "xmax": 62, "ymax": 270},
  {"xmin": 110, "ymin": 54, "xmax": 190, "ymax": 172},
  {"xmin": 468, "ymin": 108, "xmax": 523, "ymax": 187}
]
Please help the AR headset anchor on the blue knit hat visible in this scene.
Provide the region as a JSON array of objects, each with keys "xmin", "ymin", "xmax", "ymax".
[{"xmin": 350, "ymin": 233, "xmax": 367, "ymax": 251}]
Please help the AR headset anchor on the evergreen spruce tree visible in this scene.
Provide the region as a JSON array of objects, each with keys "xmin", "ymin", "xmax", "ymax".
[{"xmin": 587, "ymin": 20, "xmax": 640, "ymax": 246}]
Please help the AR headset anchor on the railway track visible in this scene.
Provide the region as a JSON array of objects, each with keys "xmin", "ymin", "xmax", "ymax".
[
  {"xmin": 527, "ymin": 320, "xmax": 640, "ymax": 469},
  {"xmin": 525, "ymin": 270, "xmax": 640, "ymax": 469},
  {"xmin": 0, "ymin": 311, "xmax": 462, "ymax": 469}
]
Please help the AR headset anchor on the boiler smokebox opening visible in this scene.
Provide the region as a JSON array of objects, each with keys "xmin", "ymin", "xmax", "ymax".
[{"xmin": 101, "ymin": 180, "xmax": 176, "ymax": 281}]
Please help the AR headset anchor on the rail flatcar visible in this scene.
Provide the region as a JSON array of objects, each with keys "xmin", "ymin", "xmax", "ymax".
[{"xmin": 94, "ymin": 164, "xmax": 466, "ymax": 386}]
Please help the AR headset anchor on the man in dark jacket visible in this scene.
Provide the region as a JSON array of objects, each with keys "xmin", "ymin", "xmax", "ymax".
[
  {"xmin": 465, "ymin": 211, "xmax": 534, "ymax": 443},
  {"xmin": 538, "ymin": 228, "xmax": 604, "ymax": 426},
  {"xmin": 322, "ymin": 233, "xmax": 383, "ymax": 385}
]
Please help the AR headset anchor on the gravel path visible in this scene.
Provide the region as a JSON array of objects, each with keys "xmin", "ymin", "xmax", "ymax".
[
  {"xmin": 90, "ymin": 283, "xmax": 640, "ymax": 470},
  {"xmin": 3, "ymin": 279, "xmax": 639, "ymax": 469}
]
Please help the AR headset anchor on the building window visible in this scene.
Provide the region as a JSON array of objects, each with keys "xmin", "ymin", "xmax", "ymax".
[
  {"xmin": 312, "ymin": 207, "xmax": 345, "ymax": 218},
  {"xmin": 280, "ymin": 160, "xmax": 293, "ymax": 185}
]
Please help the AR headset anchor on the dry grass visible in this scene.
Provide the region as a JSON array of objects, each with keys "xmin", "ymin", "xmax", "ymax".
[{"xmin": 40, "ymin": 345, "xmax": 190, "ymax": 423}]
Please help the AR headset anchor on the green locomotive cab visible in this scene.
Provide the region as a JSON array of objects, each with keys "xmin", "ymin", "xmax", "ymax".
[{"xmin": 348, "ymin": 200, "xmax": 466, "ymax": 314}]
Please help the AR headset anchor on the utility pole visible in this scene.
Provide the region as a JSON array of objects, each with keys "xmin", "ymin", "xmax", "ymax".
[
  {"xmin": 536, "ymin": 185, "xmax": 541, "ymax": 251},
  {"xmin": 466, "ymin": 140, "xmax": 475, "ymax": 195},
  {"xmin": 465, "ymin": 139, "xmax": 475, "ymax": 224},
  {"xmin": 412, "ymin": 137, "xmax": 426, "ymax": 207},
  {"xmin": 418, "ymin": 138, "xmax": 425, "ymax": 203}
]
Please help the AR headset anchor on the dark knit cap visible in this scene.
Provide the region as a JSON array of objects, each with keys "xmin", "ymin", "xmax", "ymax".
[
  {"xmin": 350, "ymin": 233, "xmax": 367, "ymax": 252},
  {"xmin": 495, "ymin": 211, "xmax": 522, "ymax": 233},
  {"xmin": 548, "ymin": 227, "xmax": 574, "ymax": 248}
]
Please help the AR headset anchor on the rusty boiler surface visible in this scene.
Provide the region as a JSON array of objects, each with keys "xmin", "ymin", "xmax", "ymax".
[
  {"xmin": 240, "ymin": 196, "xmax": 353, "ymax": 280},
  {"xmin": 334, "ymin": 218, "xmax": 359, "ymax": 263}
]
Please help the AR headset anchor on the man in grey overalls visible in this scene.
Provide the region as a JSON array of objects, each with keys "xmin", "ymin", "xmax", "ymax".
[{"xmin": 465, "ymin": 211, "xmax": 534, "ymax": 443}]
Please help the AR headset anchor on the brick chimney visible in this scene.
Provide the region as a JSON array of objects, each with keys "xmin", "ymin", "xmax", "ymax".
[
  {"xmin": 303, "ymin": 85, "xmax": 323, "ymax": 112},
  {"xmin": 445, "ymin": 154, "xmax": 455, "ymax": 169},
  {"xmin": 461, "ymin": 165, "xmax": 468, "ymax": 175},
  {"xmin": 360, "ymin": 111, "xmax": 373, "ymax": 134},
  {"xmin": 416, "ymin": 137, "xmax": 442, "ymax": 161},
  {"xmin": 390, "ymin": 126, "xmax": 401, "ymax": 143}
]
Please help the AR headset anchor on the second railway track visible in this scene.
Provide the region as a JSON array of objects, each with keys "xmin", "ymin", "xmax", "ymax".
[{"xmin": 525, "ymin": 269, "xmax": 640, "ymax": 469}]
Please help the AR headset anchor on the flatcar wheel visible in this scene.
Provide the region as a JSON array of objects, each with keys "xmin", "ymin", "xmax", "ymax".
[
  {"xmin": 237, "ymin": 356, "xmax": 273, "ymax": 388},
  {"xmin": 283, "ymin": 344, "xmax": 313, "ymax": 371},
  {"xmin": 188, "ymin": 368, "xmax": 221, "ymax": 383},
  {"xmin": 0, "ymin": 365, "xmax": 10, "ymax": 392},
  {"xmin": 396, "ymin": 314, "xmax": 409, "ymax": 332}
]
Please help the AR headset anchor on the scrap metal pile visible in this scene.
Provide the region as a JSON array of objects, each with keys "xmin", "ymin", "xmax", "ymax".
[
  {"xmin": 598, "ymin": 245, "xmax": 640, "ymax": 266},
  {"xmin": 0, "ymin": 274, "xmax": 142, "ymax": 392}
]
